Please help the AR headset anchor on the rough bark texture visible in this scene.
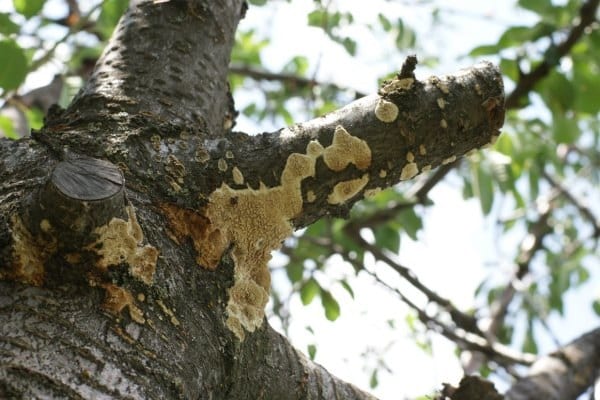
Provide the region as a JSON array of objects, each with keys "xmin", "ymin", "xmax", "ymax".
[{"xmin": 0, "ymin": 0, "xmax": 505, "ymax": 398}]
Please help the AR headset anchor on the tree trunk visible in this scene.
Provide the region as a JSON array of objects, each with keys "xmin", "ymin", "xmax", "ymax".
[{"xmin": 0, "ymin": 1, "xmax": 504, "ymax": 398}]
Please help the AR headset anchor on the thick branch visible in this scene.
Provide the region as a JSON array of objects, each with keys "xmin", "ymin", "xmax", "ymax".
[
  {"xmin": 265, "ymin": 61, "xmax": 504, "ymax": 228},
  {"xmin": 505, "ymin": 327, "xmax": 600, "ymax": 400},
  {"xmin": 63, "ymin": 0, "xmax": 245, "ymax": 134}
]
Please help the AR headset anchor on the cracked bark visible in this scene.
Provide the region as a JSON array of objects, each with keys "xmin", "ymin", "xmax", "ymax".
[{"xmin": 0, "ymin": 0, "xmax": 503, "ymax": 398}]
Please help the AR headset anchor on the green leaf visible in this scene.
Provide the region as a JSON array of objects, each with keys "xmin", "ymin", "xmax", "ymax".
[
  {"xmin": 500, "ymin": 58, "xmax": 520, "ymax": 83},
  {"xmin": 97, "ymin": 0, "xmax": 129, "ymax": 39},
  {"xmin": 592, "ymin": 300, "xmax": 600, "ymax": 316},
  {"xmin": 374, "ymin": 225, "xmax": 400, "ymax": 253},
  {"xmin": 469, "ymin": 44, "xmax": 501, "ymax": 56},
  {"xmin": 307, "ymin": 344, "xmax": 317, "ymax": 360},
  {"xmin": 13, "ymin": 0, "xmax": 45, "ymax": 18},
  {"xmin": 0, "ymin": 40, "xmax": 28, "ymax": 92},
  {"xmin": 369, "ymin": 369, "xmax": 378, "ymax": 389},
  {"xmin": 339, "ymin": 280, "xmax": 354, "ymax": 299},
  {"xmin": 300, "ymin": 278, "xmax": 321, "ymax": 305},
  {"xmin": 320, "ymin": 290, "xmax": 340, "ymax": 321},
  {"xmin": 522, "ymin": 320, "xmax": 538, "ymax": 354},
  {"xmin": 475, "ymin": 166, "xmax": 494, "ymax": 215},
  {"xmin": 518, "ymin": 0, "xmax": 551, "ymax": 14},
  {"xmin": 286, "ymin": 262, "xmax": 303, "ymax": 283},
  {"xmin": 552, "ymin": 113, "xmax": 579, "ymax": 144},
  {"xmin": 397, "ymin": 209, "xmax": 422, "ymax": 241},
  {"xmin": 377, "ymin": 13, "xmax": 392, "ymax": 32},
  {"xmin": 0, "ymin": 115, "xmax": 20, "ymax": 139},
  {"xmin": 0, "ymin": 13, "xmax": 20, "ymax": 35},
  {"xmin": 307, "ymin": 9, "xmax": 326, "ymax": 27},
  {"xmin": 341, "ymin": 37, "xmax": 357, "ymax": 56},
  {"xmin": 248, "ymin": 0, "xmax": 267, "ymax": 5},
  {"xmin": 537, "ymin": 71, "xmax": 575, "ymax": 112},
  {"xmin": 573, "ymin": 60, "xmax": 600, "ymax": 114}
]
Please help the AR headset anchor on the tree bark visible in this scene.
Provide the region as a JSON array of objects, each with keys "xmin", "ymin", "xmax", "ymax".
[
  {"xmin": 505, "ymin": 327, "xmax": 600, "ymax": 400},
  {"xmin": 0, "ymin": 0, "xmax": 504, "ymax": 398}
]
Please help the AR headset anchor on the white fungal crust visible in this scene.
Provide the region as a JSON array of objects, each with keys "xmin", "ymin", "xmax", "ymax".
[
  {"xmin": 327, "ymin": 174, "xmax": 369, "ymax": 204},
  {"xmin": 374, "ymin": 98, "xmax": 399, "ymax": 123},
  {"xmin": 400, "ymin": 162, "xmax": 419, "ymax": 180}
]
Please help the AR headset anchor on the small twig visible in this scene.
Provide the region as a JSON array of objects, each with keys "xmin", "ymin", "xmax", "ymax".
[
  {"xmin": 228, "ymin": 64, "xmax": 367, "ymax": 99},
  {"xmin": 543, "ymin": 170, "xmax": 600, "ymax": 238}
]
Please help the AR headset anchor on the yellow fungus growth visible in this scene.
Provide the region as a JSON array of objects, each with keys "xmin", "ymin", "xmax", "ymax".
[
  {"xmin": 442, "ymin": 155, "xmax": 457, "ymax": 165},
  {"xmin": 406, "ymin": 151, "xmax": 415, "ymax": 163},
  {"xmin": 400, "ymin": 162, "xmax": 419, "ymax": 180},
  {"xmin": 327, "ymin": 174, "xmax": 369, "ymax": 205},
  {"xmin": 162, "ymin": 126, "xmax": 372, "ymax": 340},
  {"xmin": 4, "ymin": 214, "xmax": 56, "ymax": 286},
  {"xmin": 379, "ymin": 169, "xmax": 387, "ymax": 178},
  {"xmin": 437, "ymin": 98, "xmax": 446, "ymax": 109},
  {"xmin": 218, "ymin": 158, "xmax": 228, "ymax": 171},
  {"xmin": 374, "ymin": 98, "xmax": 399, "ymax": 123},
  {"xmin": 89, "ymin": 206, "xmax": 158, "ymax": 285},
  {"xmin": 322, "ymin": 125, "xmax": 371, "ymax": 172},
  {"xmin": 419, "ymin": 144, "xmax": 427, "ymax": 155},
  {"xmin": 101, "ymin": 283, "xmax": 145, "ymax": 324},
  {"xmin": 232, "ymin": 167, "xmax": 244, "ymax": 185},
  {"xmin": 380, "ymin": 78, "xmax": 414, "ymax": 94}
]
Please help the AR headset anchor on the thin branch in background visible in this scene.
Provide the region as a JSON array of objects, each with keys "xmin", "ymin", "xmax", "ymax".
[
  {"xmin": 228, "ymin": 64, "xmax": 367, "ymax": 99},
  {"xmin": 542, "ymin": 170, "xmax": 600, "ymax": 239},
  {"xmin": 343, "ymin": 252, "xmax": 534, "ymax": 371},
  {"xmin": 505, "ymin": 0, "xmax": 600, "ymax": 109}
]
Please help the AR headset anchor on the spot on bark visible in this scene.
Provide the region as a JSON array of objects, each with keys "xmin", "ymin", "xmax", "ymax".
[
  {"xmin": 232, "ymin": 166, "xmax": 244, "ymax": 185},
  {"xmin": 400, "ymin": 162, "xmax": 419, "ymax": 180},
  {"xmin": 327, "ymin": 174, "xmax": 369, "ymax": 205},
  {"xmin": 374, "ymin": 98, "xmax": 399, "ymax": 123}
]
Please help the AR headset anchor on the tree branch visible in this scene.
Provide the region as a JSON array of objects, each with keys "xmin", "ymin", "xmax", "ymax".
[
  {"xmin": 506, "ymin": 327, "xmax": 600, "ymax": 400},
  {"xmin": 229, "ymin": 64, "xmax": 367, "ymax": 98},
  {"xmin": 61, "ymin": 0, "xmax": 245, "ymax": 134},
  {"xmin": 504, "ymin": 0, "xmax": 600, "ymax": 109}
]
